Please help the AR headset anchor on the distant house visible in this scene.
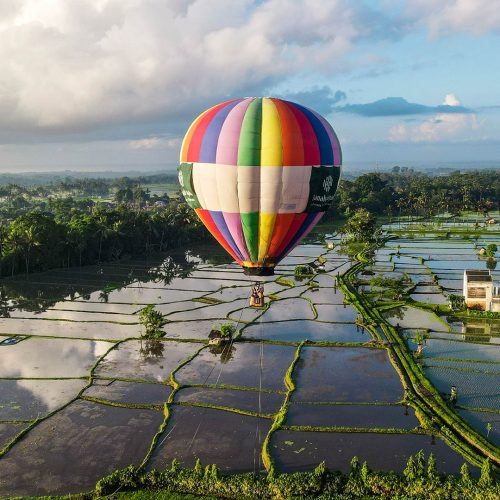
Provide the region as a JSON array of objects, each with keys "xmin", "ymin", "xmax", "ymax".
[{"xmin": 463, "ymin": 270, "xmax": 500, "ymax": 312}]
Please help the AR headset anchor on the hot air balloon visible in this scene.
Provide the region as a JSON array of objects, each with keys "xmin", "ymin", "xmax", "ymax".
[{"xmin": 178, "ymin": 97, "xmax": 342, "ymax": 276}]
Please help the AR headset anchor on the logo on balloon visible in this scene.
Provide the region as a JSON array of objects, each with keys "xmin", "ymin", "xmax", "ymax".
[{"xmin": 323, "ymin": 175, "xmax": 333, "ymax": 193}]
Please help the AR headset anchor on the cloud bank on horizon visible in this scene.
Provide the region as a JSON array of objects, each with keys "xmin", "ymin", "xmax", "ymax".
[{"xmin": 0, "ymin": 0, "xmax": 499, "ymax": 171}]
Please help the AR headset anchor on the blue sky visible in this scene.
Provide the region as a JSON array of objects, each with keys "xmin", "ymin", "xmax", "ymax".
[{"xmin": 0, "ymin": 0, "xmax": 499, "ymax": 172}]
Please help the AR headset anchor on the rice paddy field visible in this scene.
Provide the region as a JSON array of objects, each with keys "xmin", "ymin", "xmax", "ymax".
[
  {"xmin": 0, "ymin": 225, "xmax": 498, "ymax": 497},
  {"xmin": 369, "ymin": 224, "xmax": 500, "ymax": 453}
]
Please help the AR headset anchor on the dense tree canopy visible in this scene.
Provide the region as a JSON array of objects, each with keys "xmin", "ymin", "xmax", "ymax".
[
  {"xmin": 325, "ymin": 169, "xmax": 499, "ymax": 220},
  {"xmin": 0, "ymin": 200, "xmax": 208, "ymax": 277}
]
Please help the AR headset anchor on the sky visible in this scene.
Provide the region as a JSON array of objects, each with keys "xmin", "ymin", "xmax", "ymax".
[{"xmin": 1, "ymin": 0, "xmax": 500, "ymax": 172}]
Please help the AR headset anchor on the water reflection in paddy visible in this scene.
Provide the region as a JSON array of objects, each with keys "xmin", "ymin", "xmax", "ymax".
[
  {"xmin": 175, "ymin": 387, "xmax": 283, "ymax": 414},
  {"xmin": 458, "ymin": 409, "xmax": 500, "ymax": 446},
  {"xmin": 84, "ymin": 380, "xmax": 172, "ymax": 405},
  {"xmin": 163, "ymin": 320, "xmax": 239, "ymax": 340},
  {"xmin": 259, "ymin": 298, "xmax": 315, "ymax": 322},
  {"xmin": 0, "ymin": 400, "xmax": 163, "ymax": 498},
  {"xmin": 383, "ymin": 306, "xmax": 447, "ymax": 331},
  {"xmin": 424, "ymin": 367, "xmax": 499, "ymax": 410},
  {"xmin": 275, "ymin": 284, "xmax": 309, "ymax": 298},
  {"xmin": 167, "ymin": 298, "xmax": 249, "ymax": 321},
  {"xmin": 8, "ymin": 308, "xmax": 137, "ymax": 323},
  {"xmin": 0, "ymin": 317, "xmax": 142, "ymax": 340},
  {"xmin": 292, "ymin": 347, "xmax": 403, "ymax": 403},
  {"xmin": 242, "ymin": 320, "xmax": 369, "ymax": 342},
  {"xmin": 286, "ymin": 403, "xmax": 419, "ymax": 429},
  {"xmin": 0, "ymin": 379, "xmax": 87, "ymax": 420},
  {"xmin": 410, "ymin": 293, "xmax": 448, "ymax": 305},
  {"xmin": 301, "ymin": 286, "xmax": 346, "ymax": 303},
  {"xmin": 423, "ymin": 338, "xmax": 500, "ymax": 363},
  {"xmin": 314, "ymin": 304, "xmax": 358, "ymax": 322},
  {"xmin": 272, "ymin": 431, "xmax": 469, "ymax": 475},
  {"xmin": 148, "ymin": 406, "xmax": 271, "ymax": 473},
  {"xmin": 95, "ymin": 340, "xmax": 203, "ymax": 382},
  {"xmin": 0, "ymin": 231, "xmax": 488, "ymax": 492},
  {"xmin": 176, "ymin": 342, "xmax": 295, "ymax": 391},
  {"xmin": 49, "ymin": 301, "xmax": 139, "ymax": 314},
  {"xmin": 0, "ymin": 337, "xmax": 110, "ymax": 378}
]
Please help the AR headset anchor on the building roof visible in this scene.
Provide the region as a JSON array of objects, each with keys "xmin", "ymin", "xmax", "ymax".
[{"xmin": 465, "ymin": 270, "xmax": 492, "ymax": 283}]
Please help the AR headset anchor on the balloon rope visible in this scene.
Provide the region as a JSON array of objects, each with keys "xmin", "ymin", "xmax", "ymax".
[{"xmin": 186, "ymin": 285, "xmax": 253, "ymax": 454}]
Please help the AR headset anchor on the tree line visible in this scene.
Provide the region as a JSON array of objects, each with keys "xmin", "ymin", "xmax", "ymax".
[
  {"xmin": 325, "ymin": 169, "xmax": 499, "ymax": 220},
  {"xmin": 1, "ymin": 169, "xmax": 498, "ymax": 278},
  {"xmin": 0, "ymin": 173, "xmax": 178, "ymax": 219},
  {"xmin": 0, "ymin": 200, "xmax": 208, "ymax": 278}
]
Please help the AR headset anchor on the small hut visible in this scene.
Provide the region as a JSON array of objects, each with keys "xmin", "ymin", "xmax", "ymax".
[{"xmin": 208, "ymin": 330, "xmax": 227, "ymax": 346}]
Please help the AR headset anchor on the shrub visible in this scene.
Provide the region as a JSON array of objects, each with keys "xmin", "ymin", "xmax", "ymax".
[
  {"xmin": 479, "ymin": 458, "xmax": 493, "ymax": 487},
  {"xmin": 219, "ymin": 323, "xmax": 236, "ymax": 338},
  {"xmin": 294, "ymin": 264, "xmax": 314, "ymax": 277},
  {"xmin": 485, "ymin": 243, "xmax": 497, "ymax": 257},
  {"xmin": 138, "ymin": 305, "xmax": 166, "ymax": 338}
]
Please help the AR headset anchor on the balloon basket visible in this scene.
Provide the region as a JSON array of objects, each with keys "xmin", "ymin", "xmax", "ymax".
[{"xmin": 243, "ymin": 267, "xmax": 275, "ymax": 276}]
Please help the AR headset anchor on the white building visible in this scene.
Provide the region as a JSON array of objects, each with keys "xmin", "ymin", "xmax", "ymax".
[{"xmin": 463, "ymin": 270, "xmax": 500, "ymax": 312}]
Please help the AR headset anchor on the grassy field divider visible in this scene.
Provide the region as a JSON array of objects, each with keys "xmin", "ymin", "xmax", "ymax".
[
  {"xmin": 173, "ymin": 401, "xmax": 275, "ymax": 419},
  {"xmin": 261, "ymin": 340, "xmax": 304, "ymax": 475},
  {"xmin": 275, "ymin": 276, "xmax": 295, "ymax": 287},
  {"xmin": 182, "ymin": 383, "xmax": 285, "ymax": 395},
  {"xmin": 80, "ymin": 395, "xmax": 163, "ymax": 411},
  {"xmin": 280, "ymin": 425, "xmax": 424, "ymax": 434}
]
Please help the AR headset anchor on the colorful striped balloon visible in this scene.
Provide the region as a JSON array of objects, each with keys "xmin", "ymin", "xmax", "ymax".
[{"xmin": 178, "ymin": 97, "xmax": 342, "ymax": 275}]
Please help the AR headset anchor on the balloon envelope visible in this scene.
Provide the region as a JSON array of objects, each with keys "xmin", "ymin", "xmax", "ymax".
[{"xmin": 178, "ymin": 97, "xmax": 342, "ymax": 275}]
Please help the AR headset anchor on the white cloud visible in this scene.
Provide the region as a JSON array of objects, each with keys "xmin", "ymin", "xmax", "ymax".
[
  {"xmin": 389, "ymin": 112, "xmax": 481, "ymax": 143},
  {"xmin": 406, "ymin": 0, "xmax": 500, "ymax": 36},
  {"xmin": 0, "ymin": 0, "xmax": 360, "ymax": 140},
  {"xmin": 389, "ymin": 93, "xmax": 483, "ymax": 143},
  {"xmin": 128, "ymin": 137, "xmax": 180, "ymax": 150},
  {"xmin": 443, "ymin": 93, "xmax": 460, "ymax": 106}
]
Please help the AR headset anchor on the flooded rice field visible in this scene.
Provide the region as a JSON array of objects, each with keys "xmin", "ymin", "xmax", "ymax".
[
  {"xmin": 378, "ymin": 229, "xmax": 500, "ymax": 448},
  {"xmin": 272, "ymin": 431, "xmax": 468, "ymax": 474},
  {"xmin": 0, "ymin": 232, "xmax": 496, "ymax": 496}
]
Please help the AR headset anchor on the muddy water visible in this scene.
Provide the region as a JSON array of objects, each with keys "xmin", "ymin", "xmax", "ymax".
[{"xmin": 0, "ymin": 423, "xmax": 28, "ymax": 450}]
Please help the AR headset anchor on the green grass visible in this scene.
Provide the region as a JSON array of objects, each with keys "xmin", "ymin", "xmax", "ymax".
[{"xmin": 116, "ymin": 492, "xmax": 217, "ymax": 500}]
